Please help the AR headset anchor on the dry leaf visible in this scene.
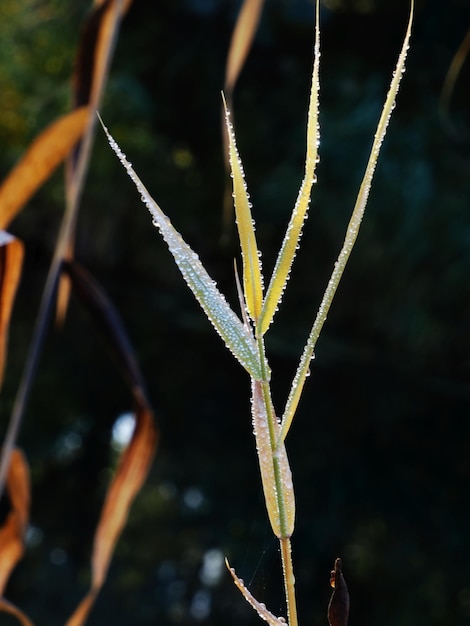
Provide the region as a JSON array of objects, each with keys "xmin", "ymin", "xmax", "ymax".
[
  {"xmin": 62, "ymin": 260, "xmax": 149, "ymax": 390},
  {"xmin": 225, "ymin": 0, "xmax": 265, "ymax": 98},
  {"xmin": 328, "ymin": 558, "xmax": 349, "ymax": 626},
  {"xmin": 59, "ymin": 0, "xmax": 133, "ymax": 324},
  {"xmin": 0, "ymin": 233, "xmax": 24, "ymax": 388},
  {"xmin": 0, "ymin": 108, "xmax": 89, "ymax": 230},
  {"xmin": 0, "ymin": 449, "xmax": 30, "ymax": 595},
  {"xmin": 0, "ymin": 598, "xmax": 34, "ymax": 626},
  {"xmin": 66, "ymin": 403, "xmax": 157, "ymax": 626},
  {"xmin": 61, "ymin": 261, "xmax": 157, "ymax": 626}
]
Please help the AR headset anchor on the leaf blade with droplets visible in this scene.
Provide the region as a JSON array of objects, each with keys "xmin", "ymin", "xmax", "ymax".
[
  {"xmin": 100, "ymin": 118, "xmax": 262, "ymax": 380},
  {"xmin": 280, "ymin": 1, "xmax": 413, "ymax": 442},
  {"xmin": 226, "ymin": 559, "xmax": 287, "ymax": 626},
  {"xmin": 258, "ymin": 0, "xmax": 320, "ymax": 336},
  {"xmin": 223, "ymin": 96, "xmax": 264, "ymax": 323},
  {"xmin": 252, "ymin": 380, "xmax": 295, "ymax": 538}
]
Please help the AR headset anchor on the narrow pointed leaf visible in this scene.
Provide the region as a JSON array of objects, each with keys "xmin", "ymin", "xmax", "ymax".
[
  {"xmin": 66, "ymin": 403, "xmax": 157, "ymax": 626},
  {"xmin": 0, "ymin": 107, "xmax": 89, "ymax": 229},
  {"xmin": 280, "ymin": 2, "xmax": 413, "ymax": 441},
  {"xmin": 252, "ymin": 380, "xmax": 295, "ymax": 538},
  {"xmin": 222, "ymin": 0, "xmax": 265, "ymax": 234},
  {"xmin": 226, "ymin": 559, "xmax": 287, "ymax": 626},
  {"xmin": 258, "ymin": 0, "xmax": 320, "ymax": 335},
  {"xmin": 223, "ymin": 96, "xmax": 264, "ymax": 322},
  {"xmin": 100, "ymin": 119, "xmax": 262, "ymax": 380},
  {"xmin": 62, "ymin": 260, "xmax": 148, "ymax": 394},
  {"xmin": 224, "ymin": 0, "xmax": 265, "ymax": 98},
  {"xmin": 58, "ymin": 260, "xmax": 157, "ymax": 625},
  {"xmin": 0, "ymin": 232, "xmax": 24, "ymax": 388}
]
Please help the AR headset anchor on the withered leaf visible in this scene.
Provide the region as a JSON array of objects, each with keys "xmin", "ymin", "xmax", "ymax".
[
  {"xmin": 222, "ymin": 0, "xmax": 265, "ymax": 233},
  {"xmin": 224, "ymin": 0, "xmax": 265, "ymax": 98},
  {"xmin": 327, "ymin": 558, "xmax": 349, "ymax": 626},
  {"xmin": 62, "ymin": 261, "xmax": 157, "ymax": 626},
  {"xmin": 0, "ymin": 233, "xmax": 24, "ymax": 388},
  {"xmin": 0, "ymin": 449, "xmax": 30, "ymax": 596},
  {"xmin": 66, "ymin": 404, "xmax": 157, "ymax": 626},
  {"xmin": 0, "ymin": 108, "xmax": 89, "ymax": 229},
  {"xmin": 0, "ymin": 598, "xmax": 34, "ymax": 626},
  {"xmin": 59, "ymin": 0, "xmax": 133, "ymax": 324}
]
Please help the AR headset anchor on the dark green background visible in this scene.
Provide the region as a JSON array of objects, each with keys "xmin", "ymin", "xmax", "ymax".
[{"xmin": 1, "ymin": 0, "xmax": 470, "ymax": 624}]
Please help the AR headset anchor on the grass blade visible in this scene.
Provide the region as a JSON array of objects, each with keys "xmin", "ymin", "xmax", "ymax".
[
  {"xmin": 62, "ymin": 260, "xmax": 149, "ymax": 394},
  {"xmin": 221, "ymin": 0, "xmax": 265, "ymax": 236},
  {"xmin": 280, "ymin": 1, "xmax": 413, "ymax": 441},
  {"xmin": 223, "ymin": 95, "xmax": 264, "ymax": 323},
  {"xmin": 226, "ymin": 559, "xmax": 286, "ymax": 626},
  {"xmin": 0, "ymin": 599, "xmax": 34, "ymax": 626},
  {"xmin": 100, "ymin": 118, "xmax": 263, "ymax": 380},
  {"xmin": 258, "ymin": 0, "xmax": 320, "ymax": 335}
]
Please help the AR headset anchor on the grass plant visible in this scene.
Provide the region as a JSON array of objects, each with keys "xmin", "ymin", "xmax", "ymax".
[{"xmin": 101, "ymin": 2, "xmax": 414, "ymax": 624}]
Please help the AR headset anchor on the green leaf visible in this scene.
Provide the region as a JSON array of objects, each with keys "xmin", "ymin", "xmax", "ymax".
[
  {"xmin": 252, "ymin": 380, "xmax": 295, "ymax": 538},
  {"xmin": 100, "ymin": 118, "xmax": 262, "ymax": 381},
  {"xmin": 223, "ymin": 95, "xmax": 264, "ymax": 323},
  {"xmin": 258, "ymin": 0, "xmax": 320, "ymax": 336},
  {"xmin": 280, "ymin": 1, "xmax": 414, "ymax": 442}
]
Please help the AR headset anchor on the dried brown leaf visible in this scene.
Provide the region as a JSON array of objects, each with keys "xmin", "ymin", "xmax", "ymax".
[
  {"xmin": 0, "ymin": 598, "xmax": 34, "ymax": 626},
  {"xmin": 328, "ymin": 558, "xmax": 349, "ymax": 626},
  {"xmin": 225, "ymin": 0, "xmax": 265, "ymax": 97},
  {"xmin": 0, "ymin": 449, "xmax": 30, "ymax": 596},
  {"xmin": 59, "ymin": 0, "xmax": 133, "ymax": 323},
  {"xmin": 62, "ymin": 260, "xmax": 149, "ymax": 391},
  {"xmin": 0, "ymin": 108, "xmax": 89, "ymax": 230},
  {"xmin": 0, "ymin": 233, "xmax": 24, "ymax": 388},
  {"xmin": 66, "ymin": 403, "xmax": 157, "ymax": 626}
]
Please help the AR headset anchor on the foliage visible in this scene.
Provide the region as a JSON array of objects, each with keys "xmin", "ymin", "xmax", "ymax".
[{"xmin": 0, "ymin": 1, "xmax": 469, "ymax": 625}]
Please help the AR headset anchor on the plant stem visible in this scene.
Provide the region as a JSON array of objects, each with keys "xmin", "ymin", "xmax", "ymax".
[
  {"xmin": 280, "ymin": 536, "xmax": 298, "ymax": 626},
  {"xmin": 256, "ymin": 335, "xmax": 290, "ymax": 537},
  {"xmin": 256, "ymin": 334, "xmax": 298, "ymax": 624}
]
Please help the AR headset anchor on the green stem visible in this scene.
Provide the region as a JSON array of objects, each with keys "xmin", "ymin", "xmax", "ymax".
[
  {"xmin": 256, "ymin": 334, "xmax": 298, "ymax": 623},
  {"xmin": 280, "ymin": 537, "xmax": 298, "ymax": 626}
]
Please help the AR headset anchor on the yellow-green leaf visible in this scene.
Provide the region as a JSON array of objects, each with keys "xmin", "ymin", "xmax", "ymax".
[
  {"xmin": 258, "ymin": 0, "xmax": 321, "ymax": 335},
  {"xmin": 223, "ymin": 95, "xmax": 264, "ymax": 323},
  {"xmin": 66, "ymin": 403, "xmax": 156, "ymax": 626},
  {"xmin": 280, "ymin": 1, "xmax": 414, "ymax": 442}
]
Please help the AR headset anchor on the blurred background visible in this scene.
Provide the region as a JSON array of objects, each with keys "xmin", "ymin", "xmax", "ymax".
[{"xmin": 1, "ymin": 0, "xmax": 470, "ymax": 624}]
